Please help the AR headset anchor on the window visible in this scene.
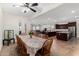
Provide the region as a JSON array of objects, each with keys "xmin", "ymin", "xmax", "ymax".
[
  {"xmin": 51, "ymin": 25, "xmax": 55, "ymax": 29},
  {"xmin": 36, "ymin": 26, "xmax": 40, "ymax": 30},
  {"xmin": 33, "ymin": 26, "xmax": 36, "ymax": 30}
]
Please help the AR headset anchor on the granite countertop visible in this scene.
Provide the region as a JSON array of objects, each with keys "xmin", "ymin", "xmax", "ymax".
[
  {"xmin": 51, "ymin": 29, "xmax": 70, "ymax": 33},
  {"xmin": 57, "ymin": 31, "xmax": 70, "ymax": 34}
]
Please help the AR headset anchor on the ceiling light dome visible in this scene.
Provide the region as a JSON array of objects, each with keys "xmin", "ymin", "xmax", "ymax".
[
  {"xmin": 71, "ymin": 10, "xmax": 75, "ymax": 13},
  {"xmin": 22, "ymin": 7, "xmax": 30, "ymax": 13}
]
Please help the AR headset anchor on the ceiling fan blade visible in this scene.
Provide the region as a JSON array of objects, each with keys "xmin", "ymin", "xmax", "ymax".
[
  {"xmin": 32, "ymin": 3, "xmax": 38, "ymax": 6},
  {"xmin": 24, "ymin": 3, "xmax": 29, "ymax": 7},
  {"xmin": 29, "ymin": 7, "xmax": 36, "ymax": 12}
]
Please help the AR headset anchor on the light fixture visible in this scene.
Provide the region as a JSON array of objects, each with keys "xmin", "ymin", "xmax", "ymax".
[
  {"xmin": 75, "ymin": 16, "xmax": 79, "ymax": 19},
  {"xmin": 51, "ymin": 26, "xmax": 54, "ymax": 29},
  {"xmin": 22, "ymin": 7, "xmax": 30, "ymax": 13},
  {"xmin": 71, "ymin": 10, "xmax": 75, "ymax": 13},
  {"xmin": 75, "ymin": 16, "xmax": 77, "ymax": 18},
  {"xmin": 26, "ymin": 8, "xmax": 30, "ymax": 12},
  {"xmin": 12, "ymin": 3, "xmax": 23, "ymax": 7},
  {"xmin": 48, "ymin": 18, "xmax": 50, "ymax": 20},
  {"xmin": 12, "ymin": 4, "xmax": 19, "ymax": 7}
]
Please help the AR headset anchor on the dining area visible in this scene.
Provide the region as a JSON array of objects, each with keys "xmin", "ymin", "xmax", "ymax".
[{"xmin": 16, "ymin": 34, "xmax": 53, "ymax": 56}]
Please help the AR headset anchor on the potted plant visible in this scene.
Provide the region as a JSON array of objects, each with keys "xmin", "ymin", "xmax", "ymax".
[{"xmin": 29, "ymin": 31, "xmax": 33, "ymax": 38}]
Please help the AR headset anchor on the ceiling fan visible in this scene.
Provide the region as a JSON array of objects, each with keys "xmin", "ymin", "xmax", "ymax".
[{"xmin": 13, "ymin": 3, "xmax": 38, "ymax": 13}]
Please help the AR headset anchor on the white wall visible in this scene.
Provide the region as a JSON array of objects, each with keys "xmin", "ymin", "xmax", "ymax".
[
  {"xmin": 31, "ymin": 15, "xmax": 78, "ymax": 37},
  {"xmin": 0, "ymin": 7, "xmax": 3, "ymax": 51},
  {"xmin": 3, "ymin": 12, "xmax": 30, "ymax": 38},
  {"xmin": 76, "ymin": 19, "xmax": 79, "ymax": 37},
  {"xmin": 0, "ymin": 11, "xmax": 32, "ymax": 51}
]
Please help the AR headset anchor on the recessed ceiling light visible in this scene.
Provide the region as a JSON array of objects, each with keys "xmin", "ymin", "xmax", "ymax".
[
  {"xmin": 12, "ymin": 3, "xmax": 22, "ymax": 7},
  {"xmin": 75, "ymin": 16, "xmax": 78, "ymax": 18},
  {"xmin": 48, "ymin": 18, "xmax": 51, "ymax": 20},
  {"xmin": 12, "ymin": 5, "xmax": 20, "ymax": 7},
  {"xmin": 71, "ymin": 10, "xmax": 75, "ymax": 13}
]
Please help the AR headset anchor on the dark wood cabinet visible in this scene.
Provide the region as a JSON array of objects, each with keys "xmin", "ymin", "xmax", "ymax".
[
  {"xmin": 47, "ymin": 32, "xmax": 56, "ymax": 37},
  {"xmin": 56, "ymin": 32, "xmax": 69, "ymax": 41},
  {"xmin": 56, "ymin": 24, "xmax": 68, "ymax": 29},
  {"xmin": 55, "ymin": 22, "xmax": 76, "ymax": 41}
]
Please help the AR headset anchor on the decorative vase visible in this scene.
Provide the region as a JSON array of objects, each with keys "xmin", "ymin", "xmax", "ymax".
[
  {"xmin": 30, "ymin": 35, "xmax": 32, "ymax": 38},
  {"xmin": 29, "ymin": 32, "xmax": 33, "ymax": 38}
]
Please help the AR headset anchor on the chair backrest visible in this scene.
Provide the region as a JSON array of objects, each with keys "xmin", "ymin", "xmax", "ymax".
[
  {"xmin": 16, "ymin": 35, "xmax": 28, "ymax": 55},
  {"xmin": 16, "ymin": 35, "xmax": 22, "ymax": 47},
  {"xmin": 42, "ymin": 38, "xmax": 53, "ymax": 51},
  {"xmin": 42, "ymin": 34, "xmax": 48, "ymax": 39},
  {"xmin": 16, "ymin": 35, "xmax": 20, "ymax": 46}
]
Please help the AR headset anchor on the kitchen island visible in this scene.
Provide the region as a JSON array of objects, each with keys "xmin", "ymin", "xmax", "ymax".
[{"xmin": 56, "ymin": 31, "xmax": 72, "ymax": 41}]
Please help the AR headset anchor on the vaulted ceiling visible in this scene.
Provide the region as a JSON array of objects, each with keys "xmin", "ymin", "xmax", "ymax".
[
  {"xmin": 0, "ymin": 3, "xmax": 62, "ymax": 19},
  {"xmin": 0, "ymin": 3, "xmax": 78, "ymax": 25},
  {"xmin": 31, "ymin": 3, "xmax": 79, "ymax": 25}
]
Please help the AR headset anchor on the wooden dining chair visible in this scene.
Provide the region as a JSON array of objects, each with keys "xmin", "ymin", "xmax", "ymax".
[
  {"xmin": 16, "ymin": 35, "xmax": 23, "ymax": 55},
  {"xmin": 35, "ymin": 38, "xmax": 53, "ymax": 56},
  {"xmin": 16, "ymin": 35, "xmax": 29, "ymax": 56},
  {"xmin": 42, "ymin": 34, "xmax": 49, "ymax": 39}
]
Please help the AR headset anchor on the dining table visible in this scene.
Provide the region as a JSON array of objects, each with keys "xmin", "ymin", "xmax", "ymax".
[{"xmin": 18, "ymin": 35, "xmax": 46, "ymax": 56}]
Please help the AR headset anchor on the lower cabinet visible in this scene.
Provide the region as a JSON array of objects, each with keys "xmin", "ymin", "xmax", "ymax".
[{"xmin": 56, "ymin": 32, "xmax": 69, "ymax": 41}]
